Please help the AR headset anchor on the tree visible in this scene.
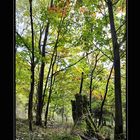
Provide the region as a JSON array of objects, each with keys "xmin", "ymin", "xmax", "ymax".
[
  {"xmin": 98, "ymin": 64, "xmax": 113, "ymax": 127},
  {"xmin": 28, "ymin": 0, "xmax": 35, "ymax": 131},
  {"xmin": 35, "ymin": 22, "xmax": 50, "ymax": 126},
  {"xmin": 16, "ymin": 0, "xmax": 126, "ymax": 138},
  {"xmin": 89, "ymin": 53, "xmax": 101, "ymax": 113},
  {"xmin": 106, "ymin": 0, "xmax": 124, "ymax": 139},
  {"xmin": 44, "ymin": 17, "xmax": 62, "ymax": 126}
]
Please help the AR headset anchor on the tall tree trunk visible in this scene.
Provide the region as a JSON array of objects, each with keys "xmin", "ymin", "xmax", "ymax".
[
  {"xmin": 35, "ymin": 0, "xmax": 53, "ymax": 126},
  {"xmin": 44, "ymin": 48, "xmax": 57, "ymax": 126},
  {"xmin": 28, "ymin": 0, "xmax": 35, "ymax": 131},
  {"xmin": 89, "ymin": 54, "xmax": 99, "ymax": 113},
  {"xmin": 43, "ymin": 7, "xmax": 65, "ymax": 126},
  {"xmin": 107, "ymin": 0, "xmax": 123, "ymax": 139},
  {"xmin": 36, "ymin": 23, "xmax": 50, "ymax": 126},
  {"xmin": 98, "ymin": 65, "xmax": 113, "ymax": 127},
  {"xmin": 42, "ymin": 47, "xmax": 55, "ymax": 108}
]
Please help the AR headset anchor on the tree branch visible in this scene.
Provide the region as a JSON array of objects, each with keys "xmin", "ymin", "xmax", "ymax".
[
  {"xmin": 53, "ymin": 49, "xmax": 98, "ymax": 76},
  {"xmin": 98, "ymin": 64, "xmax": 113, "ymax": 127},
  {"xmin": 92, "ymin": 67, "xmax": 105, "ymax": 80},
  {"xmin": 89, "ymin": 52, "xmax": 100, "ymax": 113},
  {"xmin": 93, "ymin": 42, "xmax": 113, "ymax": 62},
  {"xmin": 112, "ymin": 0, "xmax": 120, "ymax": 6},
  {"xmin": 16, "ymin": 32, "xmax": 32, "ymax": 53}
]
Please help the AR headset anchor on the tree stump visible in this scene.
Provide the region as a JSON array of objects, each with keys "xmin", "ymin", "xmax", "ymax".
[
  {"xmin": 71, "ymin": 94, "xmax": 96, "ymax": 136},
  {"xmin": 71, "ymin": 94, "xmax": 84, "ymax": 125}
]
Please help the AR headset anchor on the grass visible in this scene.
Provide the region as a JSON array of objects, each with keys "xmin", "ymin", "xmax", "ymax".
[
  {"xmin": 16, "ymin": 118, "xmax": 81, "ymax": 140},
  {"xmin": 16, "ymin": 118, "xmax": 126, "ymax": 140}
]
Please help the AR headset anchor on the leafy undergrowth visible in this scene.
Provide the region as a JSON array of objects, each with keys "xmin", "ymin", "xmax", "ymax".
[{"xmin": 16, "ymin": 118, "xmax": 81, "ymax": 140}]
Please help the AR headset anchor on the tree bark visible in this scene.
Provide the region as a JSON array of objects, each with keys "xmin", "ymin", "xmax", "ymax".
[
  {"xmin": 35, "ymin": 0, "xmax": 54, "ymax": 126},
  {"xmin": 36, "ymin": 23, "xmax": 50, "ymax": 126},
  {"xmin": 44, "ymin": 36, "xmax": 58, "ymax": 126},
  {"xmin": 44, "ymin": 48, "xmax": 57, "ymax": 126},
  {"xmin": 28, "ymin": 0, "xmax": 35, "ymax": 131},
  {"xmin": 107, "ymin": 0, "xmax": 123, "ymax": 139},
  {"xmin": 71, "ymin": 94, "xmax": 97, "ymax": 137}
]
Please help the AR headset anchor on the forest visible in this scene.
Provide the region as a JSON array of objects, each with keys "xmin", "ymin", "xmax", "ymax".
[{"xmin": 16, "ymin": 0, "xmax": 126, "ymax": 139}]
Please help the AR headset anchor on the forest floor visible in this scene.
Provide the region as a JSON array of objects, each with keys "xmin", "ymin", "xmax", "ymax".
[
  {"xmin": 16, "ymin": 118, "xmax": 118, "ymax": 140},
  {"xmin": 16, "ymin": 118, "xmax": 81, "ymax": 140}
]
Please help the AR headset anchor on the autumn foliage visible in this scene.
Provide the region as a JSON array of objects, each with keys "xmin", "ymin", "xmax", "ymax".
[{"xmin": 47, "ymin": 0, "xmax": 70, "ymax": 17}]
